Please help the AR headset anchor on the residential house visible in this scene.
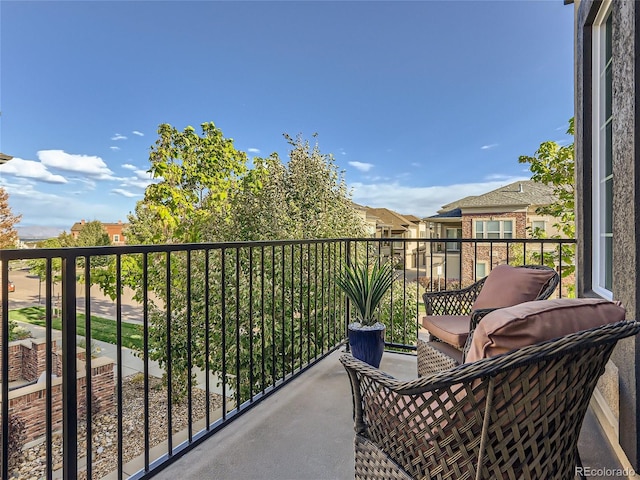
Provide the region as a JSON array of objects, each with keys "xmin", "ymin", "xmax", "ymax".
[
  {"xmin": 573, "ymin": 0, "xmax": 640, "ymax": 471},
  {"xmin": 362, "ymin": 207, "xmax": 427, "ymax": 269},
  {"xmin": 424, "ymin": 180, "xmax": 560, "ymax": 285},
  {"xmin": 70, "ymin": 219, "xmax": 128, "ymax": 245},
  {"xmin": 0, "ymin": 153, "xmax": 13, "ymax": 165},
  {"xmin": 351, "ymin": 202, "xmax": 379, "ymax": 237}
]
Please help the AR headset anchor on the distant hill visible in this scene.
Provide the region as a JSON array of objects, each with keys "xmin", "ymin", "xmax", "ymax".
[{"xmin": 16, "ymin": 225, "xmax": 64, "ymax": 240}]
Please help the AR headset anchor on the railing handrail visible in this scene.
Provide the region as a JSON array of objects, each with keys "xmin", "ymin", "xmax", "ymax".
[
  {"xmin": 0, "ymin": 236, "xmax": 576, "ymax": 261},
  {"xmin": 0, "ymin": 236, "xmax": 575, "ymax": 479}
]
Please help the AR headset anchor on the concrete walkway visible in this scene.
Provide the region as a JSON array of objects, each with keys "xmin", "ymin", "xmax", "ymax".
[{"xmin": 152, "ymin": 350, "xmax": 628, "ymax": 480}]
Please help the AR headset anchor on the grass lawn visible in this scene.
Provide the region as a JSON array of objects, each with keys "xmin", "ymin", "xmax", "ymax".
[{"xmin": 9, "ymin": 306, "xmax": 144, "ymax": 351}]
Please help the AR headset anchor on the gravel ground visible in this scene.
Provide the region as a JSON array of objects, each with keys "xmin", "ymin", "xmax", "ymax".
[{"xmin": 10, "ymin": 375, "xmax": 225, "ymax": 480}]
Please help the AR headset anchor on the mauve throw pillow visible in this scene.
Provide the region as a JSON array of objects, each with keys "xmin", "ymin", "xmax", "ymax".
[
  {"xmin": 471, "ymin": 264, "xmax": 557, "ymax": 311},
  {"xmin": 465, "ymin": 298, "xmax": 626, "ymax": 363}
]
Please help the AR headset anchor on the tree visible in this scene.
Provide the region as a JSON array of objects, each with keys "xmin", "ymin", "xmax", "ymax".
[
  {"xmin": 0, "ymin": 188, "xmax": 21, "ymax": 248},
  {"xmin": 518, "ymin": 118, "xmax": 575, "ymax": 294},
  {"xmin": 123, "ymin": 125, "xmax": 380, "ymax": 402},
  {"xmin": 222, "ymin": 134, "xmax": 366, "ymax": 241},
  {"xmin": 76, "ymin": 220, "xmax": 111, "ymax": 247},
  {"xmin": 134, "ymin": 122, "xmax": 249, "ymax": 244}
]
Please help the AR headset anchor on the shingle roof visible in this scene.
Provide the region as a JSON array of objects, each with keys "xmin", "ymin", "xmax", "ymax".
[
  {"xmin": 439, "ymin": 180, "xmax": 556, "ymax": 212},
  {"xmin": 365, "ymin": 208, "xmax": 414, "ymax": 231},
  {"xmin": 428, "ymin": 208, "xmax": 462, "ymax": 219}
]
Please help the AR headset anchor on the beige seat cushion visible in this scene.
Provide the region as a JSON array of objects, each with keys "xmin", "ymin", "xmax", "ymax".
[
  {"xmin": 471, "ymin": 264, "xmax": 557, "ymax": 311},
  {"xmin": 421, "ymin": 315, "xmax": 470, "ymax": 348},
  {"xmin": 465, "ymin": 298, "xmax": 626, "ymax": 363}
]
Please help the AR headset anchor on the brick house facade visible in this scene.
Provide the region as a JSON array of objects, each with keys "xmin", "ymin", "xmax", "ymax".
[
  {"xmin": 70, "ymin": 219, "xmax": 127, "ymax": 245},
  {"xmin": 424, "ymin": 180, "xmax": 560, "ymax": 286}
]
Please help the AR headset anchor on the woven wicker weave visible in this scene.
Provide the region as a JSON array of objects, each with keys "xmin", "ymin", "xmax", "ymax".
[
  {"xmin": 418, "ymin": 265, "xmax": 559, "ymax": 376},
  {"xmin": 342, "ymin": 320, "xmax": 640, "ymax": 480}
]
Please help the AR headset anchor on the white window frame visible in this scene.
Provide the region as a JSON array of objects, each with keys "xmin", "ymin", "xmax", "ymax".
[
  {"xmin": 591, "ymin": 0, "xmax": 613, "ymax": 299},
  {"xmin": 113, "ymin": 234, "xmax": 120, "ymax": 243},
  {"xmin": 531, "ymin": 220, "xmax": 546, "ymax": 234},
  {"xmin": 474, "ymin": 219, "xmax": 514, "ymax": 239},
  {"xmin": 475, "ymin": 261, "xmax": 487, "ymax": 280}
]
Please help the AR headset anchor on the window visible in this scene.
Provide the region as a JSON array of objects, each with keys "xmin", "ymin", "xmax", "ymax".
[
  {"xmin": 113, "ymin": 234, "xmax": 120, "ymax": 243},
  {"xmin": 475, "ymin": 220, "xmax": 513, "ymax": 239},
  {"xmin": 592, "ymin": 1, "xmax": 613, "ymax": 297},
  {"xmin": 531, "ymin": 221, "xmax": 546, "ymax": 235},
  {"xmin": 475, "ymin": 262, "xmax": 487, "ymax": 279},
  {"xmin": 445, "ymin": 227, "xmax": 462, "ymax": 251}
]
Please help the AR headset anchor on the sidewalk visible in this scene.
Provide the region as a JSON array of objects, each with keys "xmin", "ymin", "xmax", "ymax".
[{"xmin": 15, "ymin": 321, "xmax": 224, "ymax": 394}]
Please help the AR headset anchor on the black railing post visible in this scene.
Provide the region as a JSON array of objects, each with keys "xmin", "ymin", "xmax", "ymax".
[
  {"xmin": 61, "ymin": 253, "xmax": 78, "ymax": 479},
  {"xmin": 344, "ymin": 240, "xmax": 351, "ymax": 352},
  {"xmin": 2, "ymin": 254, "xmax": 10, "ymax": 480}
]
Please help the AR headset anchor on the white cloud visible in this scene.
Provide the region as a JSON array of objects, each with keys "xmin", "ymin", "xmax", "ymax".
[
  {"xmin": 110, "ymin": 146, "xmax": 121, "ymax": 151},
  {"xmin": 481, "ymin": 144, "xmax": 499, "ymax": 150},
  {"xmin": 0, "ymin": 158, "xmax": 68, "ymax": 184},
  {"xmin": 1, "ymin": 180, "xmax": 124, "ymax": 228},
  {"xmin": 350, "ymin": 176, "xmax": 528, "ymax": 218},
  {"xmin": 38, "ymin": 150, "xmax": 115, "ymax": 179},
  {"xmin": 410, "ymin": 162, "xmax": 421, "ymax": 167},
  {"xmin": 349, "ymin": 161, "xmax": 374, "ymax": 172},
  {"xmin": 111, "ymin": 188, "xmax": 139, "ymax": 198},
  {"xmin": 132, "ymin": 130, "xmax": 144, "ymax": 136},
  {"xmin": 111, "ymin": 133, "xmax": 127, "ymax": 141},
  {"xmin": 248, "ymin": 148, "xmax": 260, "ymax": 154},
  {"xmin": 118, "ymin": 165, "xmax": 155, "ymax": 190}
]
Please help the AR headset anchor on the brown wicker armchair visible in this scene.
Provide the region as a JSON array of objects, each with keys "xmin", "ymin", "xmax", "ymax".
[
  {"xmin": 418, "ymin": 264, "xmax": 559, "ymax": 376},
  {"xmin": 342, "ymin": 317, "xmax": 640, "ymax": 480}
]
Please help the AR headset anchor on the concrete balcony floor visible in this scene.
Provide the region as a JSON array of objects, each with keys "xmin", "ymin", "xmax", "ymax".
[{"xmin": 154, "ymin": 350, "xmax": 626, "ymax": 480}]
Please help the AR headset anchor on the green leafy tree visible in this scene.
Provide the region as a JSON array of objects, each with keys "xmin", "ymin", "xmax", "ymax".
[
  {"xmin": 76, "ymin": 220, "xmax": 111, "ymax": 247},
  {"xmin": 137, "ymin": 122, "xmax": 248, "ymax": 243},
  {"xmin": 517, "ymin": 118, "xmax": 575, "ymax": 295},
  {"xmin": 123, "ymin": 125, "xmax": 375, "ymax": 402},
  {"xmin": 125, "ymin": 122, "xmax": 251, "ymax": 400}
]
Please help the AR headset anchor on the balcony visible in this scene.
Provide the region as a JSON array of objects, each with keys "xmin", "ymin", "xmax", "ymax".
[{"xmin": 1, "ymin": 237, "xmax": 613, "ymax": 480}]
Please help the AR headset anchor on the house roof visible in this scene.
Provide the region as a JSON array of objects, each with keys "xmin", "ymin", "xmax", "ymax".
[
  {"xmin": 427, "ymin": 208, "xmax": 462, "ymax": 220},
  {"xmin": 365, "ymin": 207, "xmax": 416, "ymax": 231},
  {"xmin": 70, "ymin": 220, "xmax": 128, "ymax": 232},
  {"xmin": 0, "ymin": 152, "xmax": 13, "ymax": 165},
  {"xmin": 438, "ymin": 180, "xmax": 556, "ymax": 213},
  {"xmin": 401, "ymin": 214, "xmax": 422, "ymax": 223}
]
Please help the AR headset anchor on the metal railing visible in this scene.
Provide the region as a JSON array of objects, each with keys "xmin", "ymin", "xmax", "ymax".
[{"xmin": 0, "ymin": 237, "xmax": 575, "ymax": 479}]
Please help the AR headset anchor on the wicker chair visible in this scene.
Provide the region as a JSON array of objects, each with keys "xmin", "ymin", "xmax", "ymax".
[
  {"xmin": 342, "ymin": 319, "xmax": 640, "ymax": 480},
  {"xmin": 417, "ymin": 264, "xmax": 559, "ymax": 376}
]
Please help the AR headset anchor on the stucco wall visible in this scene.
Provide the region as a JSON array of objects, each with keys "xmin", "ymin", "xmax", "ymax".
[{"xmin": 575, "ymin": 0, "xmax": 640, "ymax": 469}]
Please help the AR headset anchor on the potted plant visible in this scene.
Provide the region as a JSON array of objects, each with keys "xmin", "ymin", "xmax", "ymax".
[{"xmin": 336, "ymin": 260, "xmax": 395, "ymax": 368}]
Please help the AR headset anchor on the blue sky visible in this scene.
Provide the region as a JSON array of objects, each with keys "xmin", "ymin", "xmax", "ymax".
[{"xmin": 0, "ymin": 0, "xmax": 574, "ymax": 235}]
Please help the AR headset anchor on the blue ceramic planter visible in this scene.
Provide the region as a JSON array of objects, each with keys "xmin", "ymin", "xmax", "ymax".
[{"xmin": 348, "ymin": 324, "xmax": 386, "ymax": 368}]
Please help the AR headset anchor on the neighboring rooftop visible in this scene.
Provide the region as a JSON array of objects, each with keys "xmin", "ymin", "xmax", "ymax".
[
  {"xmin": 437, "ymin": 180, "xmax": 556, "ymax": 213},
  {"xmin": 365, "ymin": 207, "xmax": 419, "ymax": 232},
  {"xmin": 0, "ymin": 152, "xmax": 13, "ymax": 165}
]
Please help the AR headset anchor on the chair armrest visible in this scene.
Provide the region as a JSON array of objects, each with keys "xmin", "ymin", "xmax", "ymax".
[
  {"xmin": 422, "ymin": 277, "xmax": 486, "ymax": 316},
  {"xmin": 461, "ymin": 307, "xmax": 499, "ymax": 361}
]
